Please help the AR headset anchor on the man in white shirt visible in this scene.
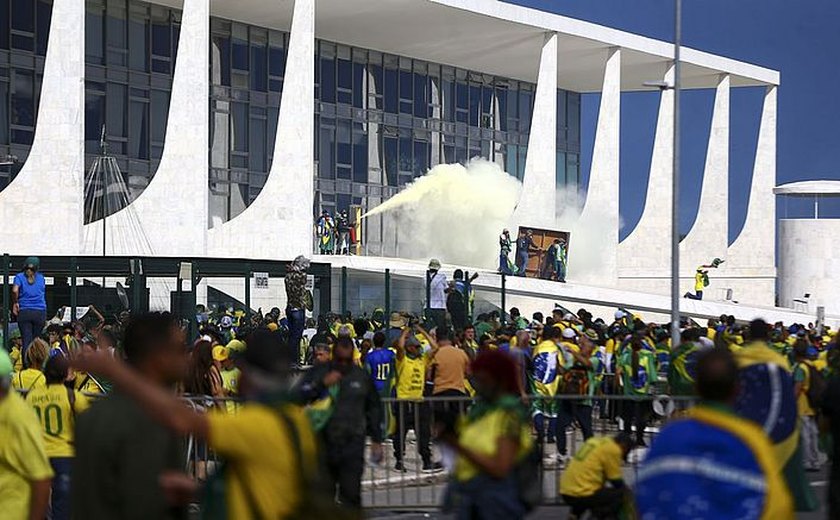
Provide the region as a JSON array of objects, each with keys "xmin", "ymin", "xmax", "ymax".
[{"xmin": 426, "ymin": 259, "xmax": 448, "ymax": 332}]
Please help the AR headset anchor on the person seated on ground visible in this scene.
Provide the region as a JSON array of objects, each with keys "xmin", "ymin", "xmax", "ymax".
[
  {"xmin": 635, "ymin": 347, "xmax": 793, "ymax": 519},
  {"xmin": 559, "ymin": 433, "xmax": 633, "ymax": 520}
]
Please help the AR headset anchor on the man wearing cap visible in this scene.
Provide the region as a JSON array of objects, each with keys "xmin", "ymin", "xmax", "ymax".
[
  {"xmin": 13, "ymin": 257, "xmax": 47, "ymax": 366},
  {"xmin": 214, "ymin": 346, "xmax": 240, "ymax": 414},
  {"xmin": 426, "ymin": 259, "xmax": 448, "ymax": 333},
  {"xmin": 499, "ymin": 229, "xmax": 514, "ymax": 275},
  {"xmin": 0, "ymin": 348, "xmax": 52, "ymax": 520},
  {"xmin": 75, "ymin": 323, "xmax": 317, "ymax": 519}
]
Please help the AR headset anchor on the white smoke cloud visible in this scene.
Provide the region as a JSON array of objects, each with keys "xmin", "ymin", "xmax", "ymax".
[
  {"xmin": 365, "ymin": 160, "xmax": 620, "ymax": 280},
  {"xmin": 364, "ymin": 159, "xmax": 521, "ymax": 268}
]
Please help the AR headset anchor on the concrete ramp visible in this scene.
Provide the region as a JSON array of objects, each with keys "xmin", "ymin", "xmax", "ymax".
[{"xmin": 319, "ymin": 255, "xmax": 837, "ymax": 328}]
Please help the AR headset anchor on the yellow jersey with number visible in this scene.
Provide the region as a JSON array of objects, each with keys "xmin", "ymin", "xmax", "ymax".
[
  {"xmin": 560, "ymin": 436, "xmax": 623, "ymax": 497},
  {"xmin": 26, "ymin": 384, "xmax": 90, "ymax": 458}
]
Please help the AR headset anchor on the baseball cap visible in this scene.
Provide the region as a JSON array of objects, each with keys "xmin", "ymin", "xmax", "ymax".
[
  {"xmin": 614, "ymin": 310, "xmax": 625, "ymax": 320},
  {"xmin": 266, "ymin": 322, "xmax": 279, "ymax": 332},
  {"xmin": 0, "ymin": 349, "xmax": 13, "ymax": 378},
  {"xmin": 212, "ymin": 346, "xmax": 229, "ymax": 362},
  {"xmin": 226, "ymin": 339, "xmax": 246, "ymax": 352},
  {"xmin": 428, "ymin": 258, "xmax": 441, "ymax": 270},
  {"xmin": 562, "ymin": 328, "xmax": 577, "ymax": 340},
  {"xmin": 583, "ymin": 329, "xmax": 599, "ymax": 342}
]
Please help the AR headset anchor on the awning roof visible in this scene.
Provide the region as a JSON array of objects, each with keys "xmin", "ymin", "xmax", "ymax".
[
  {"xmin": 179, "ymin": 0, "xmax": 780, "ymax": 93},
  {"xmin": 774, "ymin": 181, "xmax": 840, "ymax": 197}
]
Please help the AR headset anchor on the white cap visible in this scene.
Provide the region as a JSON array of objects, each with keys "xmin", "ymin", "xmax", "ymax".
[
  {"xmin": 614, "ymin": 310, "xmax": 625, "ymax": 320},
  {"xmin": 563, "ymin": 313, "xmax": 574, "ymax": 321},
  {"xmin": 561, "ymin": 328, "xmax": 577, "ymax": 340}
]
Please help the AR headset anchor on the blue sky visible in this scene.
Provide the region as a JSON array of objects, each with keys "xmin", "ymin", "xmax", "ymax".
[{"xmin": 509, "ymin": 0, "xmax": 840, "ymax": 241}]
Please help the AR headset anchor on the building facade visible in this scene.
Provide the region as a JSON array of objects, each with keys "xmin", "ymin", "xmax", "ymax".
[{"xmin": 0, "ymin": 0, "xmax": 781, "ymax": 306}]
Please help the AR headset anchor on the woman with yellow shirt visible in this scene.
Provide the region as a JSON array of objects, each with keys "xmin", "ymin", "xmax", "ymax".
[
  {"xmin": 12, "ymin": 338, "xmax": 48, "ymax": 393},
  {"xmin": 440, "ymin": 350, "xmax": 533, "ymax": 519},
  {"xmin": 26, "ymin": 353, "xmax": 90, "ymax": 520}
]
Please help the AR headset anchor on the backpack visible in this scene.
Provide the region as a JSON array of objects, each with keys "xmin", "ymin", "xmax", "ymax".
[
  {"xmin": 446, "ymin": 289, "xmax": 465, "ymax": 314},
  {"xmin": 560, "ymin": 366, "xmax": 589, "ymax": 396},
  {"xmin": 805, "ymin": 363, "xmax": 827, "ymax": 412}
]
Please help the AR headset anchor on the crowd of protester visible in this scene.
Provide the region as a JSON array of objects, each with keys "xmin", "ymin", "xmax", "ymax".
[{"xmin": 1, "ymin": 256, "xmax": 839, "ymax": 519}]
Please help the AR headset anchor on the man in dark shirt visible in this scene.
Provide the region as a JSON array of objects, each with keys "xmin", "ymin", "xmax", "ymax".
[
  {"xmin": 297, "ymin": 337, "xmax": 384, "ymax": 509},
  {"xmin": 72, "ymin": 313, "xmax": 189, "ymax": 520},
  {"xmin": 821, "ymin": 352, "xmax": 840, "ymax": 519},
  {"xmin": 515, "ymin": 230, "xmax": 536, "ymax": 276}
]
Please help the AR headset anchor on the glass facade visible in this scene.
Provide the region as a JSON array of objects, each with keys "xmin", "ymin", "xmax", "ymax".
[
  {"xmin": 0, "ymin": 0, "xmax": 52, "ymax": 190},
  {"xmin": 2, "ymin": 4, "xmax": 582, "ymax": 240},
  {"xmin": 208, "ymin": 17, "xmax": 287, "ymax": 225},
  {"xmin": 84, "ymin": 0, "xmax": 180, "ymax": 220}
]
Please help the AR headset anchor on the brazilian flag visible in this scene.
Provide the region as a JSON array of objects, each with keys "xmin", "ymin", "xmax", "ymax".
[{"xmin": 734, "ymin": 342, "xmax": 818, "ymax": 511}]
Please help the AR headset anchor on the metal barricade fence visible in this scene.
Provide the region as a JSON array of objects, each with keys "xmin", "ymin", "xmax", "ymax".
[{"xmin": 172, "ymin": 393, "xmax": 696, "ymax": 510}]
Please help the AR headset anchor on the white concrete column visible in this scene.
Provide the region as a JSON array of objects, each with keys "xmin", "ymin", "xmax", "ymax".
[
  {"xmin": 512, "ymin": 32, "xmax": 557, "ymax": 229},
  {"xmin": 718, "ymin": 85, "xmax": 777, "ymax": 305},
  {"xmin": 0, "ymin": 0, "xmax": 84, "ymax": 255},
  {"xmin": 83, "ymin": 0, "xmax": 210, "ymax": 256},
  {"xmin": 575, "ymin": 47, "xmax": 620, "ymax": 285},
  {"xmin": 680, "ymin": 74, "xmax": 729, "ymax": 280},
  {"xmin": 728, "ymin": 85, "xmax": 776, "ymax": 268},
  {"xmin": 209, "ymin": 0, "xmax": 314, "ymax": 259},
  {"xmin": 618, "ymin": 63, "xmax": 674, "ymax": 281}
]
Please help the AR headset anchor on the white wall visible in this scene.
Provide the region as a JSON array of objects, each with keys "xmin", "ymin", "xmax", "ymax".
[
  {"xmin": 779, "ymin": 218, "xmax": 840, "ymax": 315},
  {"xmin": 83, "ymin": 0, "xmax": 210, "ymax": 257},
  {"xmin": 0, "ymin": 0, "xmax": 85, "ymax": 255}
]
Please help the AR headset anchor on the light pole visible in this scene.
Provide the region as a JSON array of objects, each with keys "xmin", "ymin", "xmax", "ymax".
[{"xmin": 644, "ymin": 0, "xmax": 681, "ymax": 348}]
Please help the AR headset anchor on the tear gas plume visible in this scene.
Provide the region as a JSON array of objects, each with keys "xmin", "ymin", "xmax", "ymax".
[{"xmin": 363, "ymin": 159, "xmax": 521, "ymax": 267}]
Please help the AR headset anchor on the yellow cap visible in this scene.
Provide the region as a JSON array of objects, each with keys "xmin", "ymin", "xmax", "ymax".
[
  {"xmin": 267, "ymin": 322, "xmax": 279, "ymax": 331},
  {"xmin": 212, "ymin": 345, "xmax": 229, "ymax": 361},
  {"xmin": 226, "ymin": 339, "xmax": 246, "ymax": 352}
]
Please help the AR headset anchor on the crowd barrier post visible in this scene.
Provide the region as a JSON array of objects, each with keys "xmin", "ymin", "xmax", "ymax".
[
  {"xmin": 189, "ymin": 261, "xmax": 200, "ymax": 340},
  {"xmin": 341, "ymin": 266, "xmax": 348, "ymax": 316},
  {"xmin": 384, "ymin": 268, "xmax": 391, "ymax": 320},
  {"xmin": 244, "ymin": 262, "xmax": 252, "ymax": 320},
  {"xmin": 501, "ymin": 273, "xmax": 507, "ymax": 325},
  {"xmin": 2, "ymin": 253, "xmax": 8, "ymax": 350},
  {"xmin": 70, "ymin": 257, "xmax": 78, "ymax": 321}
]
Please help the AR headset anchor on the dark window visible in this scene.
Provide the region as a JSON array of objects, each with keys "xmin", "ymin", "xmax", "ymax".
[
  {"xmin": 128, "ymin": 5, "xmax": 149, "ymax": 71},
  {"xmin": 0, "ymin": 0, "xmax": 9, "ymax": 51},
  {"xmin": 413, "ymin": 140, "xmax": 428, "ymax": 177},
  {"xmin": 383, "ymin": 66, "xmax": 397, "ymax": 113},
  {"xmin": 11, "ymin": 70, "xmax": 34, "ymax": 127},
  {"xmin": 383, "ymin": 135, "xmax": 397, "ymax": 186},
  {"xmin": 320, "ymin": 55, "xmax": 335, "ymax": 103},
  {"xmin": 0, "ymin": 82, "xmax": 9, "ymax": 144},
  {"xmin": 250, "ymin": 39, "xmax": 266, "ymax": 91},
  {"xmin": 352, "ymin": 128, "xmax": 366, "ymax": 183},
  {"xmin": 85, "ymin": 1, "xmax": 104, "ymax": 64},
  {"xmin": 85, "ymin": 89, "xmax": 105, "ymax": 153},
  {"xmin": 36, "ymin": 0, "xmax": 51, "ymax": 56},
  {"xmin": 319, "ymin": 126, "xmax": 335, "ymax": 179},
  {"xmin": 231, "ymin": 102, "xmax": 247, "ymax": 152},
  {"xmin": 150, "ymin": 89, "xmax": 168, "ymax": 142},
  {"xmin": 249, "ymin": 115, "xmax": 266, "ymax": 171},
  {"xmin": 12, "ymin": 0, "xmax": 34, "ymax": 33},
  {"xmin": 413, "ymin": 73, "xmax": 427, "ymax": 118},
  {"xmin": 106, "ymin": 82, "xmax": 126, "ymax": 137},
  {"xmin": 128, "ymin": 99, "xmax": 148, "ymax": 159}
]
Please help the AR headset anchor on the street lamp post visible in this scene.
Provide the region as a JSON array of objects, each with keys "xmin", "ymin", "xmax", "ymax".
[
  {"xmin": 642, "ymin": 0, "xmax": 681, "ymax": 349},
  {"xmin": 671, "ymin": 0, "xmax": 682, "ymax": 350}
]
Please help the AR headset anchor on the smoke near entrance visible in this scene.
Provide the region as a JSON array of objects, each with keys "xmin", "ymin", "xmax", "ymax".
[{"xmin": 363, "ymin": 159, "xmax": 521, "ymax": 268}]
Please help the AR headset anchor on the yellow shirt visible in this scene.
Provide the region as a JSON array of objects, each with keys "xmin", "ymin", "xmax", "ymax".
[
  {"xmin": 454, "ymin": 407, "xmax": 532, "ymax": 482},
  {"xmin": 26, "ymin": 384, "xmax": 91, "ymax": 458},
  {"xmin": 694, "ymin": 271, "xmax": 705, "ymax": 292},
  {"xmin": 0, "ymin": 391, "xmax": 54, "ymax": 519},
  {"xmin": 10, "ymin": 346, "xmax": 22, "ymax": 372},
  {"xmin": 395, "ymin": 354, "xmax": 427, "ymax": 399},
  {"xmin": 794, "ymin": 361, "xmax": 815, "ymax": 417},
  {"xmin": 12, "ymin": 368, "xmax": 46, "ymax": 393},
  {"xmin": 220, "ymin": 367, "xmax": 241, "ymax": 414},
  {"xmin": 73, "ymin": 372, "xmax": 104, "ymax": 394},
  {"xmin": 208, "ymin": 403, "xmax": 316, "ymax": 520},
  {"xmin": 559, "ymin": 436, "xmax": 623, "ymax": 497}
]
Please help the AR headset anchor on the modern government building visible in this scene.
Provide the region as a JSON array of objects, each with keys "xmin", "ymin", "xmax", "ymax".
[{"xmin": 0, "ymin": 0, "xmax": 795, "ymax": 313}]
